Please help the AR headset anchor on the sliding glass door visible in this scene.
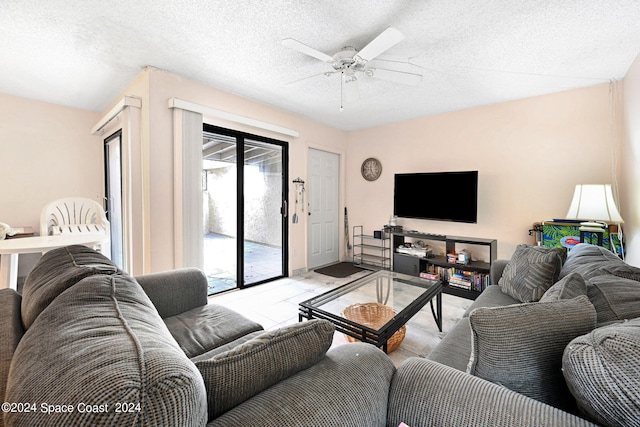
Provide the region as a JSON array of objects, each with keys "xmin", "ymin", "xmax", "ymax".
[
  {"xmin": 243, "ymin": 139, "xmax": 284, "ymax": 285},
  {"xmin": 202, "ymin": 125, "xmax": 288, "ymax": 294}
]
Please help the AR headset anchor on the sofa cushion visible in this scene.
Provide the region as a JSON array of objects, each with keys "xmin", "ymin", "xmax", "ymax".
[
  {"xmin": 599, "ymin": 263, "xmax": 640, "ymax": 282},
  {"xmin": 164, "ymin": 304, "xmax": 263, "ymax": 358},
  {"xmin": 21, "ymin": 245, "xmax": 118, "ymax": 329},
  {"xmin": 210, "ymin": 343, "xmax": 395, "ymax": 427},
  {"xmin": 498, "ymin": 244, "xmax": 567, "ymax": 302},
  {"xmin": 587, "ymin": 274, "xmax": 640, "ymax": 325},
  {"xmin": 540, "ymin": 272, "xmax": 587, "ymax": 302},
  {"xmin": 0, "ymin": 289, "xmax": 23, "ymax": 406},
  {"xmin": 190, "ymin": 330, "xmax": 265, "ymax": 362},
  {"xmin": 462, "ymin": 285, "xmax": 520, "ymax": 317},
  {"xmin": 467, "ymin": 295, "xmax": 596, "ymax": 411},
  {"xmin": 5, "ymin": 274, "xmax": 208, "ymax": 426},
  {"xmin": 426, "ymin": 317, "xmax": 473, "ymax": 372},
  {"xmin": 559, "ymin": 243, "xmax": 623, "ymax": 280},
  {"xmin": 563, "ymin": 318, "xmax": 640, "ymax": 427},
  {"xmin": 195, "ymin": 319, "xmax": 334, "ymax": 420}
]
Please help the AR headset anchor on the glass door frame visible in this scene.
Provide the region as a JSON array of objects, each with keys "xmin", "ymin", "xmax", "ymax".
[
  {"xmin": 203, "ymin": 124, "xmax": 289, "ymax": 290},
  {"xmin": 103, "ymin": 129, "xmax": 124, "ymax": 269}
]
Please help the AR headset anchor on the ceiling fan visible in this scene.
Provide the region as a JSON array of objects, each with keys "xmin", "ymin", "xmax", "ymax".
[{"xmin": 282, "ymin": 27, "xmax": 423, "ymax": 110}]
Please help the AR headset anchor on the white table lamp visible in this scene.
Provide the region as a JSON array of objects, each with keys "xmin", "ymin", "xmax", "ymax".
[
  {"xmin": 565, "ymin": 184, "xmax": 624, "ymax": 223},
  {"xmin": 565, "ymin": 184, "xmax": 624, "ymax": 246}
]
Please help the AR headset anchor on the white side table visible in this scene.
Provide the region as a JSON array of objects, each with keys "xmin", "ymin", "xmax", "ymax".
[{"xmin": 0, "ymin": 234, "xmax": 108, "ymax": 290}]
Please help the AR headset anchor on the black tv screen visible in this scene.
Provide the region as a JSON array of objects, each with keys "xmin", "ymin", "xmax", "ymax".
[{"xmin": 393, "ymin": 171, "xmax": 478, "ymax": 223}]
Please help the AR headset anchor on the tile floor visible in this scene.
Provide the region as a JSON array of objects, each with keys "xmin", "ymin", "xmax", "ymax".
[{"xmin": 209, "ymin": 268, "xmax": 472, "ymax": 367}]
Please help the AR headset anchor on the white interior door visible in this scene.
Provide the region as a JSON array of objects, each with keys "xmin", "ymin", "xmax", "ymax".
[{"xmin": 307, "ymin": 148, "xmax": 340, "ymax": 269}]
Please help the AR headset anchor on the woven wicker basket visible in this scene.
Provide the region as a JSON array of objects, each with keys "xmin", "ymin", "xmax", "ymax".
[{"xmin": 342, "ymin": 302, "xmax": 406, "ymax": 353}]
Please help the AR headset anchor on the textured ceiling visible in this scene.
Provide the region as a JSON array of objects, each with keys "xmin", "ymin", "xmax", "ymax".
[{"xmin": 2, "ymin": 1, "xmax": 640, "ymax": 131}]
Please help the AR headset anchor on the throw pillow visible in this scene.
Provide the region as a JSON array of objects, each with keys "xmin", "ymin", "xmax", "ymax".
[
  {"xmin": 498, "ymin": 244, "xmax": 567, "ymax": 302},
  {"xmin": 540, "ymin": 272, "xmax": 587, "ymax": 302},
  {"xmin": 563, "ymin": 318, "xmax": 640, "ymax": 427},
  {"xmin": 467, "ymin": 295, "xmax": 596, "ymax": 411},
  {"xmin": 195, "ymin": 319, "xmax": 334, "ymax": 420}
]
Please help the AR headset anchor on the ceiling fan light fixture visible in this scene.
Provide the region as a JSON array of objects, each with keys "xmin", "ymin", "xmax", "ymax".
[{"xmin": 283, "ymin": 26, "xmax": 418, "ymax": 110}]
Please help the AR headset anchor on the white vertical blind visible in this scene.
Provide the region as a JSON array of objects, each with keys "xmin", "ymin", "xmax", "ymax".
[{"xmin": 172, "ymin": 108, "xmax": 204, "ymax": 269}]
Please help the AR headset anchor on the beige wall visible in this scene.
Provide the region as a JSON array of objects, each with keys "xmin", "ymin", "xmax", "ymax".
[
  {"xmin": 622, "ymin": 54, "xmax": 640, "ymax": 266},
  {"xmin": 0, "ymin": 93, "xmax": 103, "ymax": 226},
  {"xmin": 3, "ymin": 66, "xmax": 635, "ymax": 279},
  {"xmin": 103, "ymin": 68, "xmax": 348, "ymax": 274},
  {"xmin": 0, "ymin": 93, "xmax": 102, "ymax": 276},
  {"xmin": 346, "ymin": 83, "xmax": 621, "ymax": 260}
]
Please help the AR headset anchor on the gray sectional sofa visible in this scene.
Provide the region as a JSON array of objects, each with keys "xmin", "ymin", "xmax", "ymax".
[
  {"xmin": 0, "ymin": 245, "xmax": 394, "ymax": 427},
  {"xmin": 418, "ymin": 243, "xmax": 640, "ymax": 427},
  {"xmin": 1, "ymin": 243, "xmax": 638, "ymax": 426}
]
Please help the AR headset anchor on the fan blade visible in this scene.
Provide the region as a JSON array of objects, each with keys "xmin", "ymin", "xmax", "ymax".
[
  {"xmin": 285, "ymin": 70, "xmax": 338, "ymax": 85},
  {"xmin": 356, "ymin": 27, "xmax": 405, "ymax": 63},
  {"xmin": 368, "ymin": 67, "xmax": 423, "ymax": 86},
  {"xmin": 282, "ymin": 38, "xmax": 335, "ymax": 63}
]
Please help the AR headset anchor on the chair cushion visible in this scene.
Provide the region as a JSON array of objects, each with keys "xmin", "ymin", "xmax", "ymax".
[
  {"xmin": 195, "ymin": 319, "xmax": 334, "ymax": 420},
  {"xmin": 540, "ymin": 272, "xmax": 587, "ymax": 302},
  {"xmin": 563, "ymin": 317, "xmax": 640, "ymax": 427},
  {"xmin": 587, "ymin": 274, "xmax": 640, "ymax": 325},
  {"xmin": 6, "ymin": 274, "xmax": 207, "ymax": 426},
  {"xmin": 164, "ymin": 303, "xmax": 263, "ymax": 358},
  {"xmin": 498, "ymin": 244, "xmax": 566, "ymax": 302},
  {"xmin": 467, "ymin": 295, "xmax": 596, "ymax": 411},
  {"xmin": 21, "ymin": 245, "xmax": 118, "ymax": 329}
]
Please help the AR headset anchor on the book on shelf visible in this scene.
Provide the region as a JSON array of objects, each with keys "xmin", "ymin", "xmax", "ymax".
[
  {"xmin": 423, "ymin": 265, "xmax": 490, "ymax": 293},
  {"xmin": 419, "ymin": 272, "xmax": 439, "ymax": 280},
  {"xmin": 448, "ymin": 278, "xmax": 472, "ymax": 290}
]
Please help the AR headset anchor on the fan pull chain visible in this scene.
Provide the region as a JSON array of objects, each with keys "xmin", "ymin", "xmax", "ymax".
[{"xmin": 339, "ymin": 71, "xmax": 344, "ymax": 112}]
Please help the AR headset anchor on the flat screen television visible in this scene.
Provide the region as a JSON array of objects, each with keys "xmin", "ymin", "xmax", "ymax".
[{"xmin": 393, "ymin": 171, "xmax": 478, "ymax": 223}]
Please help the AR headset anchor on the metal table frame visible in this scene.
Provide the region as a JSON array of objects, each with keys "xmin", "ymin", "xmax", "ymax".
[{"xmin": 299, "ymin": 271, "xmax": 442, "ymax": 353}]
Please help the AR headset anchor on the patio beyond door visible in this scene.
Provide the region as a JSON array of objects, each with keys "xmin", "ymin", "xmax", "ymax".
[{"xmin": 202, "ymin": 125, "xmax": 288, "ymax": 294}]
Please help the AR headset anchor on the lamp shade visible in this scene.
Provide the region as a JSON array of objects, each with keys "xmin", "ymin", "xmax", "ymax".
[{"xmin": 565, "ymin": 184, "xmax": 624, "ymax": 223}]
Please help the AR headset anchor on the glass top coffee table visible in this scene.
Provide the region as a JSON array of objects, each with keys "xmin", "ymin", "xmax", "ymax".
[{"xmin": 299, "ymin": 270, "xmax": 442, "ymax": 353}]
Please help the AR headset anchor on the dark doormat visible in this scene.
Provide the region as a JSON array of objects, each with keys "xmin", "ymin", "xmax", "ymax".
[{"xmin": 314, "ymin": 262, "xmax": 369, "ymax": 278}]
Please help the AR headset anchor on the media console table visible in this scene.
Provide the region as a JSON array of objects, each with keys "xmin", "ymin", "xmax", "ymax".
[{"xmin": 392, "ymin": 230, "xmax": 497, "ymax": 300}]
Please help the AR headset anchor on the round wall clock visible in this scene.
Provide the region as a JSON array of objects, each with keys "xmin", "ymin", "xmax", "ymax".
[{"xmin": 361, "ymin": 157, "xmax": 382, "ymax": 181}]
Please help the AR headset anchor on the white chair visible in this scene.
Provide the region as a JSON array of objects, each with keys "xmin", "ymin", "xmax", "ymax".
[{"xmin": 40, "ymin": 198, "xmax": 111, "ymax": 258}]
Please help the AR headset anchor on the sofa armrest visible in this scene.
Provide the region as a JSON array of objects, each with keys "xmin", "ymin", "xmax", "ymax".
[
  {"xmin": 490, "ymin": 259, "xmax": 510, "ymax": 286},
  {"xmin": 388, "ymin": 358, "xmax": 597, "ymax": 427},
  {"xmin": 135, "ymin": 268, "xmax": 208, "ymax": 318},
  {"xmin": 0, "ymin": 289, "xmax": 23, "ymax": 405}
]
